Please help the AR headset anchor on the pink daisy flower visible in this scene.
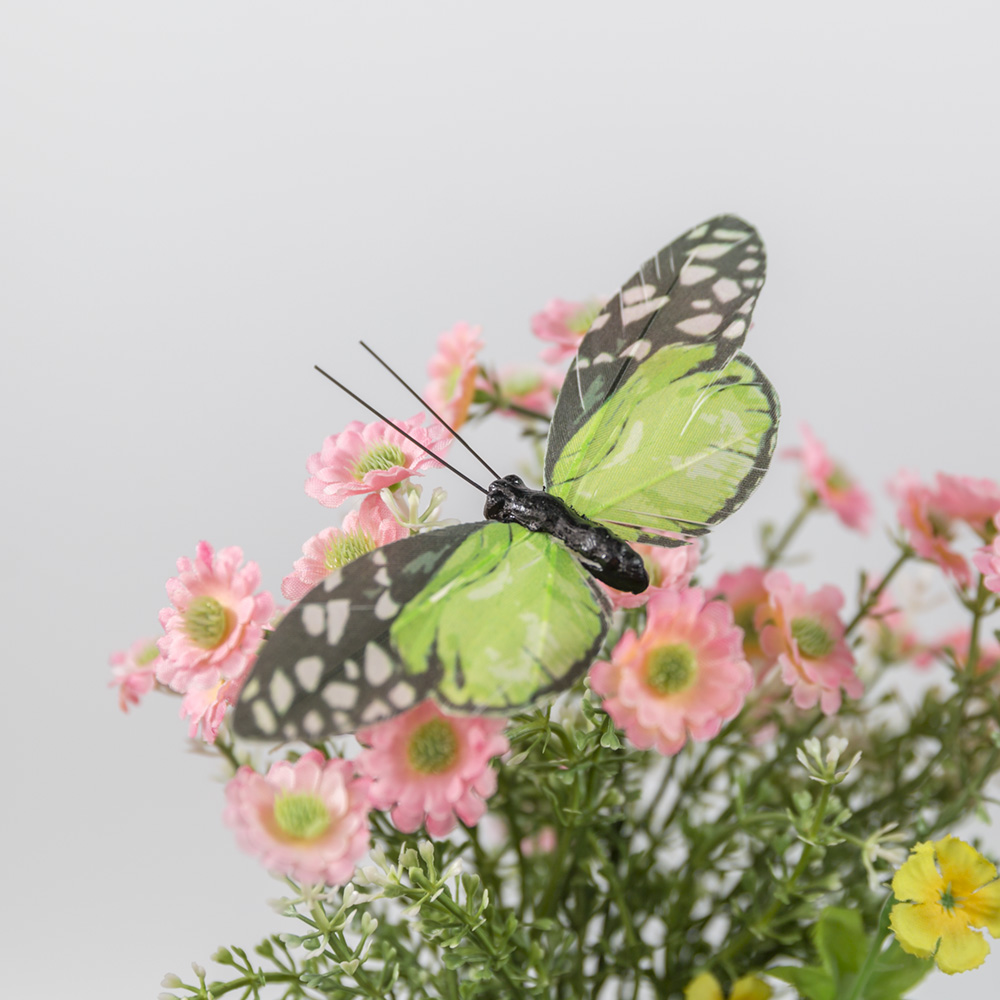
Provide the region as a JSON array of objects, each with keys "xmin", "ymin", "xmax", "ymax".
[
  {"xmin": 973, "ymin": 521, "xmax": 1000, "ymax": 594},
  {"xmin": 424, "ymin": 322, "xmax": 483, "ymax": 430},
  {"xmin": 890, "ymin": 471, "xmax": 971, "ymax": 586},
  {"xmin": 304, "ymin": 413, "xmax": 451, "ymax": 510},
  {"xmin": 108, "ymin": 638, "xmax": 162, "ymax": 712},
  {"xmin": 933, "ymin": 473, "xmax": 1000, "ymax": 536},
  {"xmin": 224, "ymin": 750, "xmax": 371, "ymax": 885},
  {"xmin": 157, "ymin": 542, "xmax": 275, "ymax": 695},
  {"xmin": 756, "ymin": 571, "xmax": 862, "ymax": 715},
  {"xmin": 281, "ymin": 495, "xmax": 408, "ymax": 601},
  {"xmin": 589, "ymin": 587, "xmax": 752, "ymax": 755},
  {"xmin": 784, "ymin": 423, "xmax": 872, "ymax": 532},
  {"xmin": 356, "ymin": 701, "xmax": 509, "ymax": 838},
  {"xmin": 478, "ymin": 364, "xmax": 562, "ymax": 418},
  {"xmin": 180, "ymin": 676, "xmax": 244, "ymax": 743},
  {"xmin": 531, "ymin": 298, "xmax": 606, "ymax": 364},
  {"xmin": 602, "ymin": 539, "xmax": 700, "ymax": 610},
  {"xmin": 710, "ymin": 566, "xmax": 769, "ymax": 664}
]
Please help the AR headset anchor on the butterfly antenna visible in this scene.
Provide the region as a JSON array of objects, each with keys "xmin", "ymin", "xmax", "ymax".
[
  {"xmin": 313, "ymin": 365, "xmax": 489, "ymax": 496},
  {"xmin": 359, "ymin": 340, "xmax": 502, "ymax": 481}
]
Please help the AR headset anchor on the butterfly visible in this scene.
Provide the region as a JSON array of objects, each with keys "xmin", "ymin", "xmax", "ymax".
[{"xmin": 234, "ymin": 214, "xmax": 779, "ymax": 742}]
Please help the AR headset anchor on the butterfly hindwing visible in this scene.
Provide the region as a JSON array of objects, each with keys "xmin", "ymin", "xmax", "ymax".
[
  {"xmin": 545, "ymin": 215, "xmax": 778, "ymax": 544},
  {"xmin": 234, "ymin": 522, "xmax": 609, "ymax": 740}
]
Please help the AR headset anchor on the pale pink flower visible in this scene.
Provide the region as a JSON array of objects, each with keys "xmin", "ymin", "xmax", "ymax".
[
  {"xmin": 109, "ymin": 638, "xmax": 162, "ymax": 711},
  {"xmin": 531, "ymin": 298, "xmax": 606, "ymax": 363},
  {"xmin": 973, "ymin": 519, "xmax": 1000, "ymax": 594},
  {"xmin": 356, "ymin": 701, "xmax": 509, "ymax": 838},
  {"xmin": 915, "ymin": 629, "xmax": 1000, "ymax": 675},
  {"xmin": 710, "ymin": 566, "xmax": 769, "ymax": 664},
  {"xmin": 281, "ymin": 495, "xmax": 408, "ymax": 601},
  {"xmin": 602, "ymin": 539, "xmax": 700, "ymax": 610},
  {"xmin": 424, "ymin": 322, "xmax": 483, "ymax": 430},
  {"xmin": 757, "ymin": 571, "xmax": 862, "ymax": 715},
  {"xmin": 224, "ymin": 750, "xmax": 371, "ymax": 885},
  {"xmin": 890, "ymin": 471, "xmax": 971, "ymax": 586},
  {"xmin": 933, "ymin": 474, "xmax": 1000, "ymax": 535},
  {"xmin": 520, "ymin": 826, "xmax": 557, "ymax": 856},
  {"xmin": 784, "ymin": 423, "xmax": 872, "ymax": 532},
  {"xmin": 589, "ymin": 587, "xmax": 752, "ymax": 755},
  {"xmin": 304, "ymin": 413, "xmax": 451, "ymax": 510},
  {"xmin": 157, "ymin": 542, "xmax": 275, "ymax": 694},
  {"xmin": 477, "ymin": 365, "xmax": 562, "ymax": 418},
  {"xmin": 180, "ymin": 676, "xmax": 244, "ymax": 743}
]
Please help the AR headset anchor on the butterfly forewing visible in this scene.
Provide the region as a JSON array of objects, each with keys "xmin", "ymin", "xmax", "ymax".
[{"xmin": 544, "ymin": 214, "xmax": 766, "ymax": 491}]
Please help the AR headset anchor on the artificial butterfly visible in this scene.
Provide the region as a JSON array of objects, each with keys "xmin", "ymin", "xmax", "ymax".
[{"xmin": 234, "ymin": 214, "xmax": 779, "ymax": 741}]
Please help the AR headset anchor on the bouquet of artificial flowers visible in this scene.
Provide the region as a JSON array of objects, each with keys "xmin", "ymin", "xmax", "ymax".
[{"xmin": 113, "ymin": 225, "xmax": 1000, "ymax": 1000}]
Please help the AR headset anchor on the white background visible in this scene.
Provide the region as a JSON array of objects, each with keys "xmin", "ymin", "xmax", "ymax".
[{"xmin": 2, "ymin": 2, "xmax": 998, "ymax": 997}]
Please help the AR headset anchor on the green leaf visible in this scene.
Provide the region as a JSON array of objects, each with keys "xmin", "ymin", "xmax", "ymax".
[
  {"xmin": 865, "ymin": 940, "xmax": 933, "ymax": 998},
  {"xmin": 815, "ymin": 907, "xmax": 866, "ymax": 976},
  {"xmin": 768, "ymin": 965, "xmax": 836, "ymax": 1000}
]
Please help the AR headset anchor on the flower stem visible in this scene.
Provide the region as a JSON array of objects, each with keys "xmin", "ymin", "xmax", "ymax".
[
  {"xmin": 763, "ymin": 494, "xmax": 818, "ymax": 569},
  {"xmin": 844, "ymin": 547, "xmax": 912, "ymax": 637}
]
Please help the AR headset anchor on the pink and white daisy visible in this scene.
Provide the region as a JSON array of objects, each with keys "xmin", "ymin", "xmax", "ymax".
[
  {"xmin": 602, "ymin": 539, "xmax": 700, "ymax": 610},
  {"xmin": 890, "ymin": 471, "xmax": 971, "ymax": 586},
  {"xmin": 973, "ymin": 518, "xmax": 1000, "ymax": 594},
  {"xmin": 933, "ymin": 473, "xmax": 1000, "ymax": 536},
  {"xmin": 224, "ymin": 750, "xmax": 371, "ymax": 885},
  {"xmin": 109, "ymin": 638, "xmax": 162, "ymax": 711},
  {"xmin": 281, "ymin": 495, "xmax": 408, "ymax": 601},
  {"xmin": 710, "ymin": 566, "xmax": 769, "ymax": 664},
  {"xmin": 304, "ymin": 413, "xmax": 451, "ymax": 510},
  {"xmin": 478, "ymin": 364, "xmax": 562, "ymax": 418},
  {"xmin": 589, "ymin": 587, "xmax": 753, "ymax": 755},
  {"xmin": 356, "ymin": 701, "xmax": 509, "ymax": 838},
  {"xmin": 756, "ymin": 571, "xmax": 862, "ymax": 715},
  {"xmin": 424, "ymin": 322, "xmax": 483, "ymax": 430},
  {"xmin": 531, "ymin": 298, "xmax": 606, "ymax": 364},
  {"xmin": 784, "ymin": 423, "xmax": 872, "ymax": 532},
  {"xmin": 157, "ymin": 542, "xmax": 275, "ymax": 694},
  {"xmin": 180, "ymin": 676, "xmax": 244, "ymax": 743}
]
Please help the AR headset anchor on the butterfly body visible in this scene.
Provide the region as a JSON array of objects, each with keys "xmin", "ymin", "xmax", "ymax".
[
  {"xmin": 483, "ymin": 474, "xmax": 648, "ymax": 593},
  {"xmin": 234, "ymin": 214, "xmax": 780, "ymax": 742}
]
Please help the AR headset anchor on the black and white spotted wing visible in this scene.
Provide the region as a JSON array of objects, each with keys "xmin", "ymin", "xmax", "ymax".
[
  {"xmin": 233, "ymin": 523, "xmax": 483, "ymax": 742},
  {"xmin": 543, "ymin": 214, "xmax": 767, "ymax": 487}
]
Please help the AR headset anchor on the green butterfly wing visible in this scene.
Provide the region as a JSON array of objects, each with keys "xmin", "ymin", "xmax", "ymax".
[
  {"xmin": 545, "ymin": 214, "xmax": 779, "ymax": 544},
  {"xmin": 233, "ymin": 522, "xmax": 607, "ymax": 740}
]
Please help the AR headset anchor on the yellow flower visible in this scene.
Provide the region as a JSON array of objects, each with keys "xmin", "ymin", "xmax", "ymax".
[
  {"xmin": 890, "ymin": 835, "xmax": 1000, "ymax": 974},
  {"xmin": 684, "ymin": 971, "xmax": 772, "ymax": 1000}
]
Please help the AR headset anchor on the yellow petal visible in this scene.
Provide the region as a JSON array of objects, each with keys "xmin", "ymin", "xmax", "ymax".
[
  {"xmin": 890, "ymin": 901, "xmax": 941, "ymax": 958},
  {"xmin": 961, "ymin": 878, "xmax": 1000, "ymax": 936},
  {"xmin": 731, "ymin": 974, "xmax": 773, "ymax": 1000},
  {"xmin": 935, "ymin": 836, "xmax": 998, "ymax": 896},
  {"xmin": 892, "ymin": 841, "xmax": 943, "ymax": 904},
  {"xmin": 934, "ymin": 920, "xmax": 991, "ymax": 975},
  {"xmin": 684, "ymin": 972, "xmax": 724, "ymax": 1000}
]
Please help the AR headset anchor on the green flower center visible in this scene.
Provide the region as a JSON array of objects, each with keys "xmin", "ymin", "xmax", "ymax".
[
  {"xmin": 939, "ymin": 883, "xmax": 960, "ymax": 911},
  {"xmin": 568, "ymin": 301, "xmax": 603, "ymax": 335},
  {"xmin": 184, "ymin": 596, "xmax": 230, "ymax": 649},
  {"xmin": 734, "ymin": 604, "xmax": 758, "ymax": 644},
  {"xmin": 136, "ymin": 643, "xmax": 160, "ymax": 666},
  {"xmin": 927, "ymin": 509, "xmax": 953, "ymax": 540},
  {"xmin": 645, "ymin": 644, "xmax": 697, "ymax": 695},
  {"xmin": 407, "ymin": 718, "xmax": 459, "ymax": 774},
  {"xmin": 325, "ymin": 530, "xmax": 377, "ymax": 571},
  {"xmin": 273, "ymin": 792, "xmax": 331, "ymax": 840},
  {"xmin": 827, "ymin": 466, "xmax": 852, "ymax": 492},
  {"xmin": 791, "ymin": 616, "xmax": 835, "ymax": 659},
  {"xmin": 351, "ymin": 443, "xmax": 408, "ymax": 480}
]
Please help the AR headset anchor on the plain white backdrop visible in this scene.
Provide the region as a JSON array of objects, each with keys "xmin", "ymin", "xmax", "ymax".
[{"xmin": 2, "ymin": 2, "xmax": 998, "ymax": 996}]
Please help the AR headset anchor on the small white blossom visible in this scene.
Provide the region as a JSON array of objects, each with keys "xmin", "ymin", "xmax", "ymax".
[
  {"xmin": 381, "ymin": 485, "xmax": 456, "ymax": 533},
  {"xmin": 860, "ymin": 822, "xmax": 910, "ymax": 890},
  {"xmin": 797, "ymin": 735, "xmax": 862, "ymax": 784}
]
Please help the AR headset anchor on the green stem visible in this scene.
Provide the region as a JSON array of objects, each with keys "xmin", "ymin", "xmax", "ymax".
[
  {"xmin": 843, "ymin": 896, "xmax": 895, "ymax": 1000},
  {"xmin": 844, "ymin": 547, "xmax": 912, "ymax": 637},
  {"xmin": 763, "ymin": 494, "xmax": 818, "ymax": 569}
]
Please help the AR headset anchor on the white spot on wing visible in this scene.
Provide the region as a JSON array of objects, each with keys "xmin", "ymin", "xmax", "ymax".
[
  {"xmin": 691, "ymin": 299, "xmax": 712, "ymax": 309},
  {"xmin": 344, "ymin": 659, "xmax": 360, "ymax": 680},
  {"xmin": 303, "ymin": 710, "xmax": 324, "ymax": 736},
  {"xmin": 325, "ymin": 599, "xmax": 350, "ymax": 644},
  {"xmin": 712, "ymin": 227, "xmax": 750, "ymax": 240},
  {"xmin": 361, "ymin": 699, "xmax": 391, "ymax": 723},
  {"xmin": 371, "ymin": 550, "xmax": 387, "ymax": 568},
  {"xmin": 679, "ymin": 264, "xmax": 716, "ymax": 285},
  {"xmin": 712, "ymin": 277, "xmax": 741, "ymax": 303},
  {"xmin": 723, "ymin": 319, "xmax": 747, "ymax": 340},
  {"xmin": 686, "ymin": 224, "xmax": 709, "ymax": 240},
  {"xmin": 593, "ymin": 352, "xmax": 614, "ymax": 364},
  {"xmin": 691, "ymin": 243, "xmax": 735, "ymax": 260},
  {"xmin": 241, "ymin": 677, "xmax": 260, "ymax": 701},
  {"xmin": 388, "ymin": 681, "xmax": 416, "ymax": 708},
  {"xmin": 364, "ymin": 643, "xmax": 394, "ymax": 686},
  {"xmin": 295, "ymin": 656, "xmax": 323, "ymax": 692},
  {"xmin": 251, "ymin": 700, "xmax": 277, "ymax": 735},
  {"xmin": 619, "ymin": 340, "xmax": 651, "ymax": 361},
  {"xmin": 737, "ymin": 296, "xmax": 757, "ymax": 315},
  {"xmin": 590, "ymin": 313, "xmax": 610, "ymax": 330},
  {"xmin": 677, "ymin": 313, "xmax": 723, "ymax": 336},
  {"xmin": 283, "ymin": 722, "xmax": 299, "ymax": 739},
  {"xmin": 374, "ymin": 568, "xmax": 390, "ymax": 587},
  {"xmin": 374, "ymin": 589, "xmax": 398, "ymax": 620},
  {"xmin": 269, "ymin": 671, "xmax": 295, "ymax": 714},
  {"xmin": 737, "ymin": 258, "xmax": 760, "ymax": 271},
  {"xmin": 322, "ymin": 681, "xmax": 358, "ymax": 709},
  {"xmin": 622, "ymin": 283, "xmax": 657, "ymax": 305},
  {"xmin": 302, "ymin": 604, "xmax": 325, "ymax": 637},
  {"xmin": 621, "ymin": 297, "xmax": 667, "ymax": 326}
]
